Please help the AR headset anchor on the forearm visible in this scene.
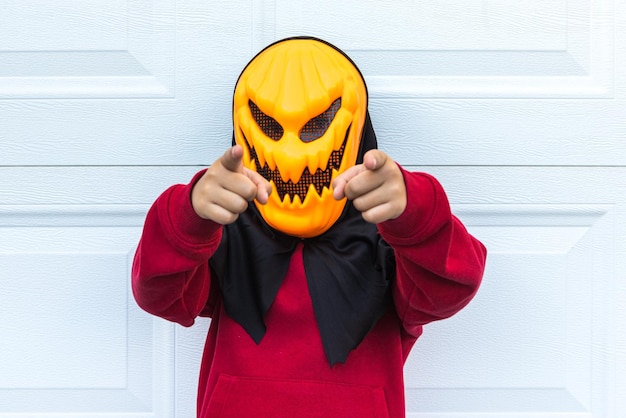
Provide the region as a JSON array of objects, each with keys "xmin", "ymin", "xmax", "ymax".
[
  {"xmin": 378, "ymin": 168, "xmax": 487, "ymax": 336},
  {"xmin": 132, "ymin": 171, "xmax": 223, "ymax": 325}
]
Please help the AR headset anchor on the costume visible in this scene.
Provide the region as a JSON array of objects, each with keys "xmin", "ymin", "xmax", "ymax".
[{"xmin": 132, "ymin": 38, "xmax": 486, "ymax": 418}]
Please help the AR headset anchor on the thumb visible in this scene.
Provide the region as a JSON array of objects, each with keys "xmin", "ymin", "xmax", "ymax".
[{"xmin": 219, "ymin": 145, "xmax": 245, "ymax": 173}]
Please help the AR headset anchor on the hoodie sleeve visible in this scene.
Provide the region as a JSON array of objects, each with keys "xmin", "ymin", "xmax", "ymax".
[
  {"xmin": 378, "ymin": 167, "xmax": 487, "ymax": 340},
  {"xmin": 131, "ymin": 170, "xmax": 223, "ymax": 326}
]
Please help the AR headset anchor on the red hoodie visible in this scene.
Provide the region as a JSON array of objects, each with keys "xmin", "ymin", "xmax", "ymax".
[{"xmin": 132, "ymin": 167, "xmax": 486, "ymax": 418}]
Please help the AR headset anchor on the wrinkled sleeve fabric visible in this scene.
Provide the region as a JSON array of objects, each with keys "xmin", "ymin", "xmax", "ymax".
[
  {"xmin": 378, "ymin": 167, "xmax": 487, "ymax": 340},
  {"xmin": 131, "ymin": 170, "xmax": 223, "ymax": 326}
]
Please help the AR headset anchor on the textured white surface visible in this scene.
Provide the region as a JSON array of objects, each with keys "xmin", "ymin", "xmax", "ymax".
[{"xmin": 0, "ymin": 0, "xmax": 624, "ymax": 416}]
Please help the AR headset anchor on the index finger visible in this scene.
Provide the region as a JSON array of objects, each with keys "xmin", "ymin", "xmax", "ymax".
[
  {"xmin": 219, "ymin": 145, "xmax": 244, "ymax": 173},
  {"xmin": 362, "ymin": 149, "xmax": 389, "ymax": 171},
  {"xmin": 244, "ymin": 167, "xmax": 272, "ymax": 204},
  {"xmin": 332, "ymin": 164, "xmax": 365, "ymax": 200}
]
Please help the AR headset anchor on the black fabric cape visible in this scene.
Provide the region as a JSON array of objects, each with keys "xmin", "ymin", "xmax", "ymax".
[{"xmin": 209, "ymin": 112, "xmax": 396, "ymax": 366}]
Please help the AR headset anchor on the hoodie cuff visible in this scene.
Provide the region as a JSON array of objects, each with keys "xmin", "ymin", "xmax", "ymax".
[
  {"xmin": 165, "ymin": 169, "xmax": 222, "ymax": 246},
  {"xmin": 378, "ymin": 167, "xmax": 450, "ymax": 246}
]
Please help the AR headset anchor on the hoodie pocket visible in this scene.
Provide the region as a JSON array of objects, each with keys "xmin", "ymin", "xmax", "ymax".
[{"xmin": 203, "ymin": 374, "xmax": 390, "ymax": 418}]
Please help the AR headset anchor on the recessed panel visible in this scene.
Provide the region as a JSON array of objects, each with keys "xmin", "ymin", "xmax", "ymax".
[
  {"xmin": 402, "ymin": 204, "xmax": 611, "ymax": 414},
  {"xmin": 0, "ymin": 251, "xmax": 128, "ymax": 389},
  {"xmin": 255, "ymin": 0, "xmax": 611, "ymax": 98},
  {"xmin": 1, "ymin": 0, "xmax": 127, "ymax": 51},
  {"xmin": 0, "ymin": 206, "xmax": 174, "ymax": 416},
  {"xmin": 0, "ymin": 0, "xmax": 175, "ymax": 99},
  {"xmin": 275, "ymin": 0, "xmax": 567, "ymax": 50},
  {"xmin": 408, "ymin": 254, "xmax": 569, "ymax": 389}
]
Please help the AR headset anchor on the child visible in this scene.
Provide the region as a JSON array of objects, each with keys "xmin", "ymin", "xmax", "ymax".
[{"xmin": 132, "ymin": 37, "xmax": 486, "ymax": 418}]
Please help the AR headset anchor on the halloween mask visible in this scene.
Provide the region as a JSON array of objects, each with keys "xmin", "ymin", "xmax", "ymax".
[{"xmin": 233, "ymin": 38, "xmax": 368, "ymax": 238}]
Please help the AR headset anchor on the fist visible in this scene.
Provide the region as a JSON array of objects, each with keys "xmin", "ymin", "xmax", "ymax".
[
  {"xmin": 332, "ymin": 149, "xmax": 407, "ymax": 224},
  {"xmin": 191, "ymin": 145, "xmax": 272, "ymax": 224}
]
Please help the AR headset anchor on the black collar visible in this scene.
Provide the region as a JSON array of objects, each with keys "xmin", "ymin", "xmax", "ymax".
[{"xmin": 209, "ymin": 201, "xmax": 395, "ymax": 366}]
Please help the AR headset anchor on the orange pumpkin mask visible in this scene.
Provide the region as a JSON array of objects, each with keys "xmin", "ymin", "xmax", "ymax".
[{"xmin": 233, "ymin": 37, "xmax": 368, "ymax": 237}]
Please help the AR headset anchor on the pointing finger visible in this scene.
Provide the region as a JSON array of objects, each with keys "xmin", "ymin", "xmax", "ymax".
[
  {"xmin": 219, "ymin": 145, "xmax": 245, "ymax": 173},
  {"xmin": 362, "ymin": 149, "xmax": 388, "ymax": 171},
  {"xmin": 244, "ymin": 167, "xmax": 272, "ymax": 204},
  {"xmin": 332, "ymin": 163, "xmax": 366, "ymax": 200}
]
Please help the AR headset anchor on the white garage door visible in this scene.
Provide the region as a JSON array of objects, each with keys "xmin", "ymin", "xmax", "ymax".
[{"xmin": 1, "ymin": 1, "xmax": 624, "ymax": 417}]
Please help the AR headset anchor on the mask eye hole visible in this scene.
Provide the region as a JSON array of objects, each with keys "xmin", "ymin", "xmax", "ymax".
[
  {"xmin": 249, "ymin": 100, "xmax": 284, "ymax": 141},
  {"xmin": 300, "ymin": 98, "xmax": 341, "ymax": 143}
]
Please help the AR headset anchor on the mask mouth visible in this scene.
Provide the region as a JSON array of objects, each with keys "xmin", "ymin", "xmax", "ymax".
[{"xmin": 241, "ymin": 126, "xmax": 350, "ymax": 203}]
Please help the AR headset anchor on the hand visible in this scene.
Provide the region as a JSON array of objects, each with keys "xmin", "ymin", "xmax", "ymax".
[
  {"xmin": 191, "ymin": 145, "xmax": 272, "ymax": 224},
  {"xmin": 332, "ymin": 149, "xmax": 407, "ymax": 224}
]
